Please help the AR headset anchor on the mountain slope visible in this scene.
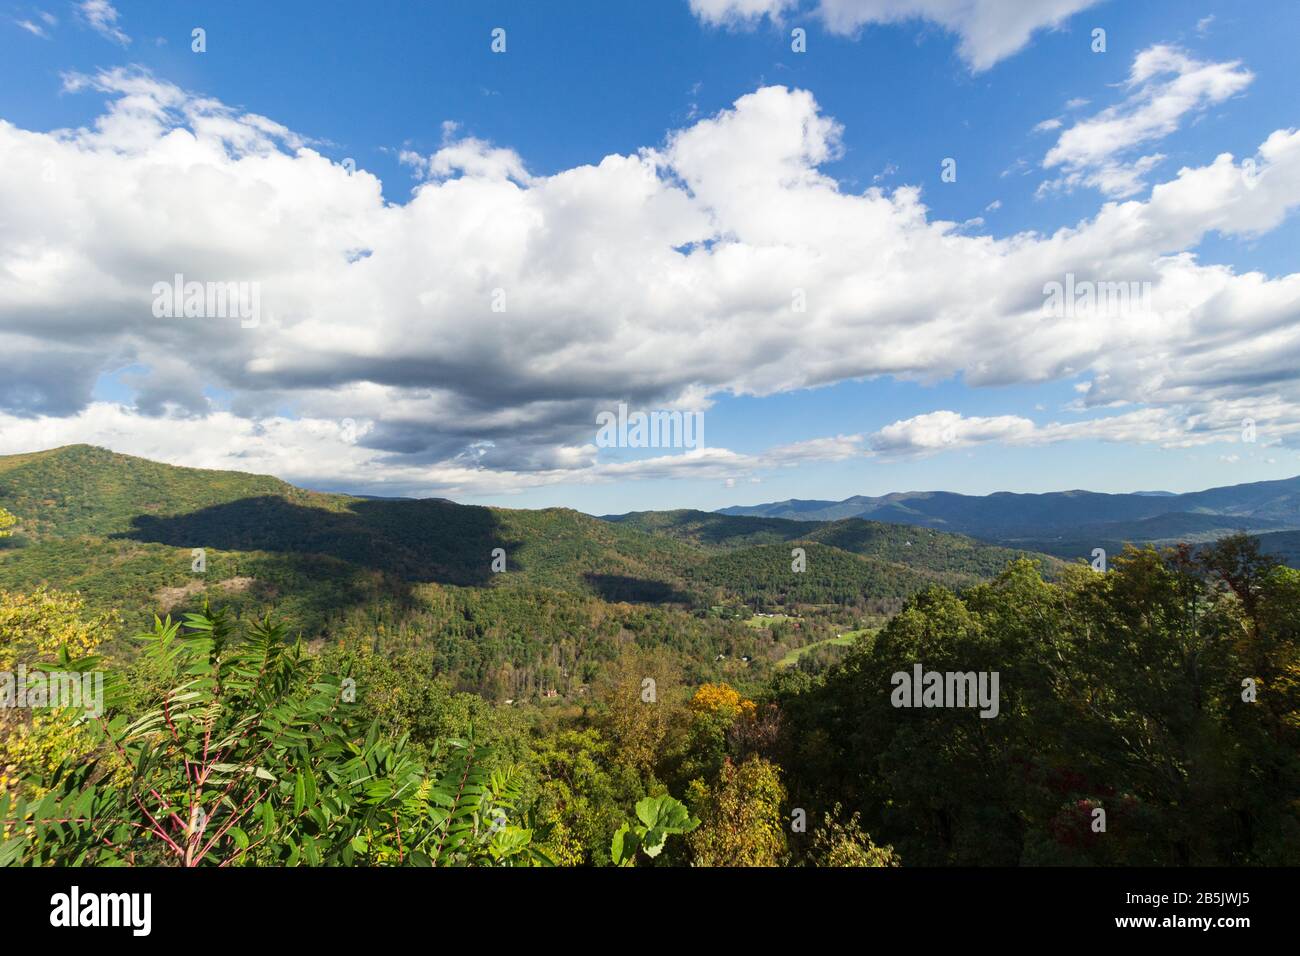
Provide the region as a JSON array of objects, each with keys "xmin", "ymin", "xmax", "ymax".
[
  {"xmin": 0, "ymin": 446, "xmax": 704, "ymax": 599},
  {"xmin": 3, "ymin": 445, "xmax": 1288, "ymax": 701},
  {"xmin": 1, "ymin": 447, "xmax": 1046, "ymax": 633},
  {"xmin": 605, "ymin": 508, "xmax": 1057, "ymax": 580},
  {"xmin": 0, "ymin": 444, "xmax": 333, "ymax": 540}
]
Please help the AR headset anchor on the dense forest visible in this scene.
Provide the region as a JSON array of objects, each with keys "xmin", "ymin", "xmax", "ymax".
[{"xmin": 1, "ymin": 448, "xmax": 1297, "ymax": 866}]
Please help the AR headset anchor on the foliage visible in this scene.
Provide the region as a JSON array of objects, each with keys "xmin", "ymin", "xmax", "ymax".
[
  {"xmin": 4, "ymin": 447, "xmax": 1297, "ymax": 868},
  {"xmin": 609, "ymin": 794, "xmax": 699, "ymax": 866},
  {"xmin": 526, "ymin": 728, "xmax": 644, "ymax": 866},
  {"xmin": 3, "ymin": 607, "xmax": 548, "ymax": 866},
  {"xmin": 807, "ymin": 803, "xmax": 900, "ymax": 867},
  {"xmin": 687, "ymin": 755, "xmax": 788, "ymax": 867},
  {"xmin": 775, "ymin": 540, "xmax": 1300, "ymax": 865},
  {"xmin": 0, "ymin": 588, "xmax": 119, "ymax": 796},
  {"xmin": 594, "ymin": 647, "xmax": 683, "ymax": 776},
  {"xmin": 0, "ymin": 586, "xmax": 116, "ymax": 667},
  {"xmin": 688, "ymin": 682, "xmax": 757, "ymax": 722}
]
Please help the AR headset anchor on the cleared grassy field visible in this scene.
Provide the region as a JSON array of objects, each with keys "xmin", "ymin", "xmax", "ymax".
[
  {"xmin": 777, "ymin": 628, "xmax": 872, "ymax": 667},
  {"xmin": 744, "ymin": 613, "xmax": 793, "ymax": 628}
]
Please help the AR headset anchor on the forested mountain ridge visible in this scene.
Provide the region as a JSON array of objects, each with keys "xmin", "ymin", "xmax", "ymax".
[
  {"xmin": 719, "ymin": 474, "xmax": 1300, "ymax": 540},
  {"xmin": 0, "ymin": 446, "xmax": 1052, "ymax": 694},
  {"xmin": 0, "ymin": 444, "xmax": 699, "ymax": 590},
  {"xmin": 0, "ymin": 443, "xmax": 336, "ymax": 540},
  {"xmin": 717, "ymin": 477, "xmax": 1300, "ymax": 568},
  {"xmin": 606, "ymin": 508, "xmax": 1053, "ymax": 580},
  {"xmin": 0, "ymin": 446, "xmax": 1056, "ymax": 615}
]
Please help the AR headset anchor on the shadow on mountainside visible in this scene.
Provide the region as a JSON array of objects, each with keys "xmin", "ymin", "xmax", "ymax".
[
  {"xmin": 116, "ymin": 495, "xmax": 519, "ymax": 588},
  {"xmin": 583, "ymin": 573, "xmax": 693, "ymax": 605}
]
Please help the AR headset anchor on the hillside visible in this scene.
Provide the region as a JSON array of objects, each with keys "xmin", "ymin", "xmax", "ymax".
[
  {"xmin": 0, "ymin": 446, "xmax": 1050, "ymax": 687},
  {"xmin": 1248, "ymin": 529, "xmax": 1300, "ymax": 567},
  {"xmin": 0, "ymin": 444, "xmax": 334, "ymax": 540},
  {"xmin": 606, "ymin": 509, "xmax": 1056, "ymax": 581},
  {"xmin": 0, "ymin": 447, "xmax": 710, "ymax": 628},
  {"xmin": 1, "ymin": 447, "xmax": 1056, "ymax": 603}
]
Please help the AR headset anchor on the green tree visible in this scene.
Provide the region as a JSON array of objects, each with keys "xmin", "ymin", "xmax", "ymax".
[
  {"xmin": 809, "ymin": 803, "xmax": 900, "ymax": 867},
  {"xmin": 688, "ymin": 755, "xmax": 788, "ymax": 867},
  {"xmin": 527, "ymin": 727, "xmax": 644, "ymax": 865},
  {"xmin": 0, "ymin": 588, "xmax": 120, "ymax": 796}
]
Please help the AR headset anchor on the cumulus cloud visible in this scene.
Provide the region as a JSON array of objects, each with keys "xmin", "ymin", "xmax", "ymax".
[
  {"xmin": 1040, "ymin": 45, "xmax": 1254, "ymax": 197},
  {"xmin": 2, "ymin": 68, "xmax": 1300, "ymax": 494},
  {"xmin": 690, "ymin": 0, "xmax": 1104, "ymax": 71},
  {"xmin": 0, "ymin": 404, "xmax": 866, "ymax": 497},
  {"xmin": 869, "ymin": 403, "xmax": 1300, "ymax": 459},
  {"xmin": 870, "ymin": 410, "xmax": 1036, "ymax": 456},
  {"xmin": 399, "ymin": 122, "xmax": 532, "ymax": 185}
]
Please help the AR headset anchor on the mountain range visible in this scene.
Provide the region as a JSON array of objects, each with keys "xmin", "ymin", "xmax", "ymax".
[
  {"xmin": 1, "ymin": 444, "xmax": 1296, "ymax": 694},
  {"xmin": 0, "ymin": 445, "xmax": 1055, "ymax": 635},
  {"xmin": 718, "ymin": 476, "xmax": 1300, "ymax": 564}
]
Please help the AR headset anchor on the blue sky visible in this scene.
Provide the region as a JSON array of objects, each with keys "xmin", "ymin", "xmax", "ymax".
[{"xmin": 1, "ymin": 1, "xmax": 1298, "ymax": 513}]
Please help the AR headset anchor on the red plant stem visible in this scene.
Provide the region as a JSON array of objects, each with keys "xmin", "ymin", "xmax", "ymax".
[{"xmin": 94, "ymin": 714, "xmax": 188, "ymax": 836}]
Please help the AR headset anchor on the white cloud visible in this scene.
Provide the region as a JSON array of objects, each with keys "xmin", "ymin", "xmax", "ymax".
[
  {"xmin": 424, "ymin": 137, "xmax": 532, "ymax": 184},
  {"xmin": 399, "ymin": 122, "xmax": 533, "ymax": 185},
  {"xmin": 15, "ymin": 18, "xmax": 49, "ymax": 38},
  {"xmin": 1041, "ymin": 44, "xmax": 1254, "ymax": 197},
  {"xmin": 77, "ymin": 0, "xmax": 129, "ymax": 45},
  {"xmin": 691, "ymin": 0, "xmax": 1104, "ymax": 71},
  {"xmin": 0, "ymin": 404, "xmax": 865, "ymax": 497},
  {"xmin": 690, "ymin": 0, "xmax": 796, "ymax": 26},
  {"xmin": 869, "ymin": 404, "xmax": 1300, "ymax": 459},
  {"xmin": 2, "ymin": 70, "xmax": 1300, "ymax": 494},
  {"xmin": 766, "ymin": 434, "xmax": 865, "ymax": 463},
  {"xmin": 870, "ymin": 410, "xmax": 1036, "ymax": 456}
]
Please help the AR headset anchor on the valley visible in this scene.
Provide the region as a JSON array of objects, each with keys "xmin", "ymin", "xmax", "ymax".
[{"xmin": 2, "ymin": 445, "xmax": 1297, "ymax": 868}]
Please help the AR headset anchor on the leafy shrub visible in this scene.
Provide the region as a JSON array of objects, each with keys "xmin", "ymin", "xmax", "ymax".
[{"xmin": 2, "ymin": 606, "xmax": 549, "ymax": 866}]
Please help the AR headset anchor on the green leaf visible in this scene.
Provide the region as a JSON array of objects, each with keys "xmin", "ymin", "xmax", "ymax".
[{"xmin": 610, "ymin": 824, "xmax": 639, "ymax": 866}]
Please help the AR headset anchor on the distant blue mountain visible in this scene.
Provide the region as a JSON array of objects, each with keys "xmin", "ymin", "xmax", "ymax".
[{"xmin": 718, "ymin": 475, "xmax": 1300, "ymax": 542}]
